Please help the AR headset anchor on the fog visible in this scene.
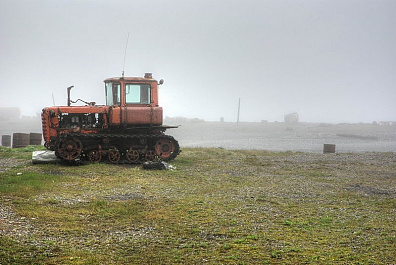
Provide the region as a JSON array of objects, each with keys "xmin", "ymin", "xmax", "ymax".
[{"xmin": 1, "ymin": 0, "xmax": 395, "ymax": 123}]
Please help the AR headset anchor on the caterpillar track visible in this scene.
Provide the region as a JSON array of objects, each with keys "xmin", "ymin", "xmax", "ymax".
[{"xmin": 55, "ymin": 133, "xmax": 180, "ymax": 164}]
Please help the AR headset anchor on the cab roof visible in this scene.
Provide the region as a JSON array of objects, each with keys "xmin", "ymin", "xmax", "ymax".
[
  {"xmin": 104, "ymin": 77, "xmax": 155, "ymax": 82},
  {"xmin": 104, "ymin": 73, "xmax": 156, "ymax": 83}
]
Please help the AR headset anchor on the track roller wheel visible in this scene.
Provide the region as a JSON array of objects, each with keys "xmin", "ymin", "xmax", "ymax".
[
  {"xmin": 57, "ymin": 137, "xmax": 82, "ymax": 161},
  {"xmin": 145, "ymin": 150, "xmax": 157, "ymax": 161},
  {"xmin": 88, "ymin": 150, "xmax": 102, "ymax": 163},
  {"xmin": 108, "ymin": 149, "xmax": 121, "ymax": 163},
  {"xmin": 126, "ymin": 148, "xmax": 140, "ymax": 163},
  {"xmin": 155, "ymin": 137, "xmax": 180, "ymax": 161}
]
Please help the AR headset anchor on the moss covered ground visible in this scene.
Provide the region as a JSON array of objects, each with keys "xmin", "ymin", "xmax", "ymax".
[{"xmin": 0, "ymin": 146, "xmax": 395, "ymax": 264}]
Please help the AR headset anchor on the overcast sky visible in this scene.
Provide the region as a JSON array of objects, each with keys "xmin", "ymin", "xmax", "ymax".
[{"xmin": 1, "ymin": 0, "xmax": 395, "ymax": 123}]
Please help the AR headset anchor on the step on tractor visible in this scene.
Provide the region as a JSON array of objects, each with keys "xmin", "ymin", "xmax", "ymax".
[{"xmin": 41, "ymin": 73, "xmax": 180, "ymax": 163}]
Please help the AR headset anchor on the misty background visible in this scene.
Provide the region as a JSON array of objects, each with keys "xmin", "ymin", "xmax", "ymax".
[{"xmin": 1, "ymin": 0, "xmax": 395, "ymax": 123}]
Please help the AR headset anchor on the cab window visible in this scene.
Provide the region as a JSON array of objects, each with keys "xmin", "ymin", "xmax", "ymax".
[
  {"xmin": 105, "ymin": 82, "xmax": 120, "ymax": 106},
  {"xmin": 125, "ymin": 84, "xmax": 150, "ymax": 104}
]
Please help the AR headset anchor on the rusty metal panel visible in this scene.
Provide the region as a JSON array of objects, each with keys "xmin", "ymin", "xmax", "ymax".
[
  {"xmin": 122, "ymin": 106, "xmax": 163, "ymax": 125},
  {"xmin": 109, "ymin": 106, "xmax": 121, "ymax": 125},
  {"xmin": 55, "ymin": 106, "xmax": 109, "ymax": 114}
]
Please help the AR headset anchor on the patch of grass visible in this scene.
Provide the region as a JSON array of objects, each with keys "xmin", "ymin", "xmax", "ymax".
[
  {"xmin": 271, "ymin": 250, "xmax": 283, "ymax": 259},
  {"xmin": 0, "ymin": 171, "xmax": 66, "ymax": 198},
  {"xmin": 0, "ymin": 236, "xmax": 56, "ymax": 264},
  {"xmin": 0, "ymin": 145, "xmax": 45, "ymax": 159},
  {"xmin": 0, "ymin": 147, "xmax": 395, "ymax": 264}
]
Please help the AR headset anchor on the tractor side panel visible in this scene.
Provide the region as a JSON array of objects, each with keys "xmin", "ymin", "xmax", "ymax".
[
  {"xmin": 109, "ymin": 106, "xmax": 121, "ymax": 125},
  {"xmin": 122, "ymin": 106, "xmax": 163, "ymax": 125}
]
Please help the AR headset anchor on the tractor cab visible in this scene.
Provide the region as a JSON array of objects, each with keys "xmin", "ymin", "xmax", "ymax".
[{"xmin": 104, "ymin": 73, "xmax": 164, "ymax": 127}]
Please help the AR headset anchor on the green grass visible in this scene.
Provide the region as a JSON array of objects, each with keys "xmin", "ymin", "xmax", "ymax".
[
  {"xmin": 0, "ymin": 171, "xmax": 65, "ymax": 198},
  {"xmin": 0, "ymin": 236, "xmax": 56, "ymax": 265},
  {"xmin": 0, "ymin": 147, "xmax": 395, "ymax": 264},
  {"xmin": 0, "ymin": 145, "xmax": 46, "ymax": 159}
]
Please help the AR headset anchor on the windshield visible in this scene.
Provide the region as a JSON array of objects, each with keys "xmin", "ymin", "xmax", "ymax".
[
  {"xmin": 105, "ymin": 82, "xmax": 120, "ymax": 106},
  {"xmin": 125, "ymin": 84, "xmax": 151, "ymax": 104}
]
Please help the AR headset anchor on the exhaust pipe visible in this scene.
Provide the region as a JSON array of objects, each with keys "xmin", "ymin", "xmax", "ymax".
[{"xmin": 67, "ymin": 86, "xmax": 74, "ymax": 106}]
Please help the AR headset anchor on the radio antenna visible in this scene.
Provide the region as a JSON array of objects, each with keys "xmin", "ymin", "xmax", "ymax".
[{"xmin": 122, "ymin": 33, "xmax": 130, "ymax": 78}]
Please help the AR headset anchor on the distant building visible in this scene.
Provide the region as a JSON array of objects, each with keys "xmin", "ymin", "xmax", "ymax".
[
  {"xmin": 0, "ymin": 107, "xmax": 21, "ymax": 121},
  {"xmin": 164, "ymin": 116, "xmax": 205, "ymax": 124},
  {"xmin": 284, "ymin": 112, "xmax": 299, "ymax": 123},
  {"xmin": 378, "ymin": 121, "xmax": 396, "ymax": 126}
]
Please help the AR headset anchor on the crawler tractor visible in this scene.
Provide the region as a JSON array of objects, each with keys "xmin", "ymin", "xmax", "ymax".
[{"xmin": 41, "ymin": 73, "xmax": 180, "ymax": 163}]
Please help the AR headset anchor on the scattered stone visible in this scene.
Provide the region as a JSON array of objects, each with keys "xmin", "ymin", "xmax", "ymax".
[{"xmin": 0, "ymin": 158, "xmax": 27, "ymax": 172}]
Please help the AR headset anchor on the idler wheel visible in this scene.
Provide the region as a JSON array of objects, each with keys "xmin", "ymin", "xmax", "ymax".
[
  {"xmin": 88, "ymin": 150, "xmax": 102, "ymax": 163},
  {"xmin": 108, "ymin": 149, "xmax": 121, "ymax": 163},
  {"xmin": 155, "ymin": 138, "xmax": 179, "ymax": 161},
  {"xmin": 145, "ymin": 150, "xmax": 157, "ymax": 161},
  {"xmin": 126, "ymin": 148, "xmax": 140, "ymax": 163},
  {"xmin": 57, "ymin": 138, "xmax": 82, "ymax": 161}
]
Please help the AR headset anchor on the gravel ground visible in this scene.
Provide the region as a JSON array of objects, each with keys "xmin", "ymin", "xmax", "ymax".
[
  {"xmin": 0, "ymin": 157, "xmax": 27, "ymax": 173},
  {"xmin": 0, "ymin": 158, "xmax": 37, "ymax": 241},
  {"xmin": 0, "ymin": 199, "xmax": 37, "ymax": 238},
  {"xmin": 1, "ymin": 150, "xmax": 395, "ymax": 264},
  {"xmin": 1, "ymin": 152, "xmax": 395, "ymax": 240}
]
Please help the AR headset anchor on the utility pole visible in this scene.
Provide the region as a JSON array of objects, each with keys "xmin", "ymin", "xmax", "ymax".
[{"xmin": 237, "ymin": 97, "xmax": 241, "ymax": 125}]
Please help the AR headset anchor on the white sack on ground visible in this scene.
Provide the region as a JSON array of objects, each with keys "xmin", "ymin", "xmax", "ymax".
[{"xmin": 32, "ymin": 151, "xmax": 60, "ymax": 164}]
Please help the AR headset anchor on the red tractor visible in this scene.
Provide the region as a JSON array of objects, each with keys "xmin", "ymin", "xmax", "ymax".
[{"xmin": 41, "ymin": 73, "xmax": 180, "ymax": 163}]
